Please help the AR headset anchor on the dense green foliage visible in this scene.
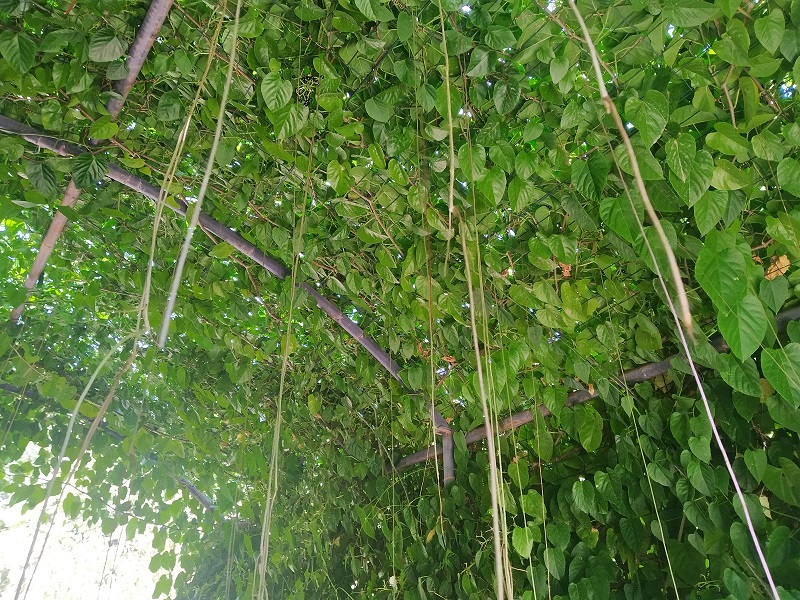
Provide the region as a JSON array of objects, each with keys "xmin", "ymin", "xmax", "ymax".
[{"xmin": 2, "ymin": 0, "xmax": 800, "ymax": 597}]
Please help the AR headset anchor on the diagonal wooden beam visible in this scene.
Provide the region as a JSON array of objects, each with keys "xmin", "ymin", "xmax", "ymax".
[
  {"xmin": 0, "ymin": 114, "xmax": 455, "ymax": 482},
  {"xmin": 10, "ymin": 0, "xmax": 174, "ymax": 323}
]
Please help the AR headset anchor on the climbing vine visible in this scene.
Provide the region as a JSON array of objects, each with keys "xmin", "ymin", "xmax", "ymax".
[{"xmin": 1, "ymin": 0, "xmax": 800, "ymax": 597}]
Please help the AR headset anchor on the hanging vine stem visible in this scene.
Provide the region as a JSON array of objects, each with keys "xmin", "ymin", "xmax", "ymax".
[
  {"xmin": 157, "ymin": 0, "xmax": 243, "ymax": 348},
  {"xmin": 436, "ymin": 0, "xmax": 458, "ymax": 271},
  {"xmin": 140, "ymin": 0, "xmax": 227, "ymax": 335},
  {"xmin": 566, "ymin": 2, "xmax": 779, "ymax": 597},
  {"xmin": 565, "ymin": 0, "xmax": 693, "ymax": 339},
  {"xmin": 458, "ymin": 212, "xmax": 512, "ymax": 600}
]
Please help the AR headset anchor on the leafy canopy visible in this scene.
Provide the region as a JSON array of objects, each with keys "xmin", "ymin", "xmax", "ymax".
[{"xmin": 1, "ymin": 0, "xmax": 800, "ymax": 597}]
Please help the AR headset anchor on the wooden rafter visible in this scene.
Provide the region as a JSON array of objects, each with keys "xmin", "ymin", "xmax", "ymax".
[{"xmin": 10, "ymin": 0, "xmax": 174, "ymax": 323}]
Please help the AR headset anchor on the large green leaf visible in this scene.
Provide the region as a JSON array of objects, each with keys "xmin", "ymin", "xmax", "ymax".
[
  {"xmin": 512, "ymin": 525, "xmax": 537, "ymax": 558},
  {"xmin": 662, "ymin": 0, "xmax": 722, "ymax": 26},
  {"xmin": 761, "ymin": 343, "xmax": 800, "ymax": 408},
  {"xmin": 0, "ymin": 31, "xmax": 36, "ymax": 74},
  {"xmin": 599, "ymin": 194, "xmax": 643, "ymax": 243},
  {"xmin": 666, "ymin": 133, "xmax": 696, "ymax": 182},
  {"xmin": 717, "ymin": 293, "xmax": 768, "ymax": 360},
  {"xmin": 261, "ymin": 73, "xmax": 293, "ymax": 111},
  {"xmin": 670, "ymin": 149, "xmax": 714, "ymax": 205},
  {"xmin": 477, "ymin": 166, "xmax": 506, "ymax": 205},
  {"xmin": 717, "ymin": 353, "xmax": 762, "ymax": 397},
  {"xmin": 755, "ymin": 9, "xmax": 785, "ymax": 54},
  {"xmin": 88, "ymin": 28, "xmax": 126, "ymax": 62},
  {"xmin": 624, "ymin": 90, "xmax": 668, "ymax": 147},
  {"xmin": 695, "ymin": 236, "xmax": 748, "ymax": 312},
  {"xmin": 693, "ymin": 190, "xmax": 728, "ymax": 235},
  {"xmin": 571, "ymin": 152, "xmax": 610, "ymax": 201},
  {"xmin": 445, "ymin": 29, "xmax": 473, "ymax": 55},
  {"xmin": 493, "ymin": 81, "xmax": 520, "ymax": 115},
  {"xmin": 777, "ymin": 158, "xmax": 800, "ymax": 197},
  {"xmin": 326, "ymin": 160, "xmax": 353, "ymax": 195},
  {"xmin": 484, "ymin": 25, "xmax": 516, "ymax": 51},
  {"xmin": 276, "ymin": 103, "xmax": 308, "ymax": 138},
  {"xmin": 72, "ymin": 153, "xmax": 109, "ymax": 189},
  {"xmin": 25, "ymin": 162, "xmax": 58, "ymax": 198},
  {"xmin": 766, "ymin": 212, "xmax": 800, "ymax": 259},
  {"xmin": 365, "ymin": 97, "xmax": 392, "ymax": 122}
]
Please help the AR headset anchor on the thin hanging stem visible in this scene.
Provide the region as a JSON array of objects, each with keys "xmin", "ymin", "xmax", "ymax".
[{"xmin": 158, "ymin": 0, "xmax": 243, "ymax": 347}]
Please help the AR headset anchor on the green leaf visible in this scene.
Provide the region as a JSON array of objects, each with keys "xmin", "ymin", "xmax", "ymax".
[
  {"xmin": 493, "ymin": 81, "xmax": 520, "ymax": 115},
  {"xmin": 718, "ymin": 293, "xmax": 768, "ymax": 360},
  {"xmin": 751, "ymin": 130, "xmax": 785, "ymax": 162},
  {"xmin": 466, "ymin": 47, "xmax": 491, "ymax": 77},
  {"xmin": 666, "ymin": 133, "xmax": 696, "ymax": 182},
  {"xmin": 688, "ymin": 435, "xmax": 711, "ymax": 463},
  {"xmin": 261, "ymin": 73, "xmax": 293, "ymax": 111},
  {"xmin": 457, "ymin": 143, "xmax": 486, "ymax": 182},
  {"xmin": 477, "ymin": 167, "xmax": 506, "ymax": 205},
  {"xmin": 717, "ymin": 353, "xmax": 762, "ymax": 397},
  {"xmin": 670, "ymin": 149, "xmax": 713, "ymax": 205},
  {"xmin": 693, "ymin": 190, "xmax": 728, "ymax": 235},
  {"xmin": 88, "ymin": 28, "xmax": 126, "ymax": 62},
  {"xmin": 445, "ymin": 29, "xmax": 473, "ymax": 55},
  {"xmin": 777, "ymin": 158, "xmax": 800, "ymax": 197},
  {"xmin": 614, "ymin": 139, "xmax": 663, "ymax": 180},
  {"xmin": 209, "ymin": 242, "xmax": 235, "ymax": 258},
  {"xmin": 624, "ymin": 90, "xmax": 668, "ymax": 147},
  {"xmin": 396, "ymin": 12, "xmax": 413, "ymax": 42},
  {"xmin": 277, "ymin": 103, "xmax": 308, "ymax": 139},
  {"xmin": 531, "ymin": 409, "xmax": 553, "ymax": 461},
  {"xmin": 744, "ymin": 449, "xmax": 767, "ymax": 483},
  {"xmin": 599, "ymin": 194, "xmax": 643, "ymax": 244},
  {"xmin": 755, "ymin": 9, "xmax": 785, "ymax": 54},
  {"xmin": 307, "ymin": 392, "xmax": 321, "ymax": 416},
  {"xmin": 711, "ymin": 159, "xmax": 750, "ymax": 190},
  {"xmin": 512, "ymin": 525, "xmax": 537, "ymax": 557},
  {"xmin": 706, "ymin": 123, "xmax": 751, "ymax": 160},
  {"xmin": 572, "ymin": 479, "xmax": 596, "ymax": 515},
  {"xmin": 662, "ymin": 0, "xmax": 721, "ymax": 26},
  {"xmin": 508, "ymin": 178, "xmax": 539, "ymax": 212},
  {"xmin": 157, "ymin": 91, "xmax": 183, "ymax": 122},
  {"xmin": 687, "ymin": 459, "xmax": 715, "ymax": 496},
  {"xmin": 25, "ymin": 162, "xmax": 58, "ymax": 198},
  {"xmin": 88, "ymin": 116, "xmax": 119, "ymax": 140},
  {"xmin": 550, "ymin": 54, "xmax": 569, "ymax": 84},
  {"xmin": 543, "ymin": 548, "xmax": 566, "ymax": 579},
  {"xmin": 571, "ymin": 152, "xmax": 609, "ymax": 201},
  {"xmin": 759, "ymin": 276, "xmax": 790, "ymax": 314},
  {"xmin": 0, "ymin": 31, "xmax": 36, "ymax": 74},
  {"xmin": 365, "ymin": 97, "xmax": 392, "ymax": 122},
  {"xmin": 761, "ymin": 343, "xmax": 800, "ymax": 407},
  {"xmin": 72, "ymin": 153, "xmax": 109, "ymax": 189},
  {"xmin": 489, "ymin": 141, "xmax": 515, "ymax": 173},
  {"xmin": 575, "ymin": 405, "xmax": 603, "ymax": 452},
  {"xmin": 354, "ymin": 0, "xmax": 376, "ymax": 19},
  {"xmin": 484, "ymin": 25, "xmax": 516, "ymax": 50},
  {"xmin": 295, "ymin": 1, "xmax": 326, "ymax": 21},
  {"xmin": 521, "ymin": 489, "xmax": 545, "ymax": 520},
  {"xmin": 326, "ymin": 160, "xmax": 353, "ymax": 195},
  {"xmin": 766, "ymin": 212, "xmax": 800, "ymax": 259},
  {"xmin": 695, "ymin": 234, "xmax": 748, "ymax": 312}
]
